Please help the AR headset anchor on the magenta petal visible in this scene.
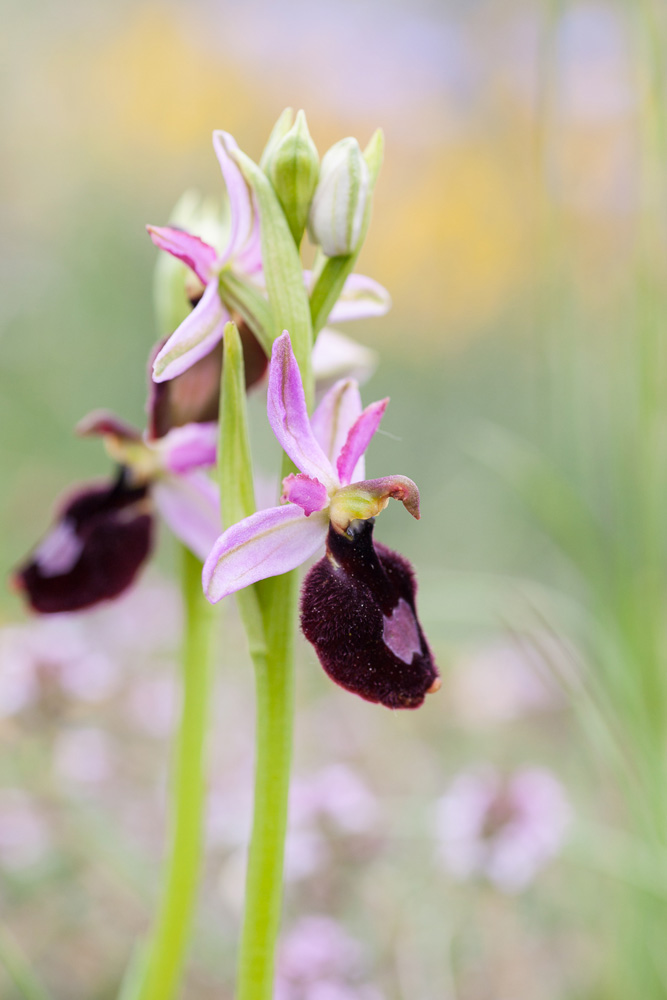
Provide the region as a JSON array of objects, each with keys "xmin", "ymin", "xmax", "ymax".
[
  {"xmin": 311, "ymin": 379, "xmax": 363, "ymax": 476},
  {"xmin": 212, "ymin": 131, "xmax": 254, "ymax": 262},
  {"xmin": 267, "ymin": 332, "xmax": 337, "ymax": 488},
  {"xmin": 146, "ymin": 225, "xmax": 218, "ymax": 285},
  {"xmin": 159, "ymin": 422, "xmax": 218, "ymax": 474},
  {"xmin": 326, "ymin": 273, "xmax": 392, "ymax": 323},
  {"xmin": 152, "ymin": 282, "xmax": 228, "ymax": 383},
  {"xmin": 280, "ymin": 473, "xmax": 329, "ymax": 516},
  {"xmin": 203, "ymin": 504, "xmax": 328, "ymax": 603},
  {"xmin": 153, "ymin": 473, "xmax": 220, "ymax": 562},
  {"xmin": 336, "ymin": 398, "xmax": 389, "ymax": 486}
]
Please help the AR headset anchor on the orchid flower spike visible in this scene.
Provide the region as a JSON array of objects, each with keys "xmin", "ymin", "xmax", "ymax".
[
  {"xmin": 203, "ymin": 330, "xmax": 419, "ymax": 598},
  {"xmin": 147, "ymin": 131, "xmax": 391, "ymax": 384},
  {"xmin": 13, "ymin": 414, "xmax": 220, "ymax": 614}
]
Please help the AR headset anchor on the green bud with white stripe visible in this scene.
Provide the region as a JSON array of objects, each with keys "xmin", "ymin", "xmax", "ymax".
[{"xmin": 307, "ymin": 137, "xmax": 370, "ymax": 258}]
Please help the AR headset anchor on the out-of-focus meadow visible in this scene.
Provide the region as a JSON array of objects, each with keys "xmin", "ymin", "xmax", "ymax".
[{"xmin": 3, "ymin": 0, "xmax": 667, "ymax": 997}]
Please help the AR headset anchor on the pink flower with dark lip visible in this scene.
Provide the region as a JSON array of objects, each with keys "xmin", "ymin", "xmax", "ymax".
[
  {"xmin": 202, "ymin": 330, "xmax": 419, "ymax": 602},
  {"xmin": 203, "ymin": 332, "xmax": 439, "ymax": 708},
  {"xmin": 13, "ymin": 414, "xmax": 220, "ymax": 614},
  {"xmin": 147, "ymin": 130, "xmax": 391, "ymax": 383}
]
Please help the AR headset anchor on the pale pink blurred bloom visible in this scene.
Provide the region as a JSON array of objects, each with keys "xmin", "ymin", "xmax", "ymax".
[
  {"xmin": 0, "ymin": 616, "xmax": 121, "ymax": 713},
  {"xmin": 0, "ymin": 628, "xmax": 39, "ymax": 716},
  {"xmin": 126, "ymin": 673, "xmax": 178, "ymax": 737},
  {"xmin": 435, "ymin": 766, "xmax": 571, "ymax": 892},
  {"xmin": 0, "ymin": 790, "xmax": 50, "ymax": 870},
  {"xmin": 450, "ymin": 640, "xmax": 560, "ymax": 726},
  {"xmin": 87, "ymin": 577, "xmax": 182, "ymax": 654},
  {"xmin": 284, "ymin": 828, "xmax": 329, "ymax": 882},
  {"xmin": 278, "ymin": 916, "xmax": 363, "ymax": 982},
  {"xmin": 59, "ymin": 650, "xmax": 119, "ymax": 702},
  {"xmin": 290, "ymin": 764, "xmax": 378, "ymax": 834},
  {"xmin": 53, "ymin": 727, "xmax": 114, "ymax": 785}
]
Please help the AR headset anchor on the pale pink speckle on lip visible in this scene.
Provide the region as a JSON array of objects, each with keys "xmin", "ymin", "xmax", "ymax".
[{"xmin": 382, "ymin": 598, "xmax": 421, "ymax": 664}]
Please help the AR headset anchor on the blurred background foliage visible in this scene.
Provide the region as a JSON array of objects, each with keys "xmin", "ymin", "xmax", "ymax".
[{"xmin": 3, "ymin": 0, "xmax": 667, "ymax": 997}]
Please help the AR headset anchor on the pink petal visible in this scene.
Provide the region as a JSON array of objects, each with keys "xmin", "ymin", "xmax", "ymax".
[
  {"xmin": 267, "ymin": 332, "xmax": 337, "ymax": 488},
  {"xmin": 212, "ymin": 131, "xmax": 254, "ymax": 263},
  {"xmin": 280, "ymin": 474, "xmax": 329, "ymax": 516},
  {"xmin": 158, "ymin": 422, "xmax": 218, "ymax": 474},
  {"xmin": 203, "ymin": 505, "xmax": 328, "ymax": 603},
  {"xmin": 152, "ymin": 282, "xmax": 228, "ymax": 383},
  {"xmin": 146, "ymin": 225, "xmax": 218, "ymax": 286},
  {"xmin": 153, "ymin": 473, "xmax": 220, "ymax": 562},
  {"xmin": 326, "ymin": 273, "xmax": 392, "ymax": 323},
  {"xmin": 336, "ymin": 398, "xmax": 388, "ymax": 486},
  {"xmin": 311, "ymin": 380, "xmax": 363, "ymax": 480}
]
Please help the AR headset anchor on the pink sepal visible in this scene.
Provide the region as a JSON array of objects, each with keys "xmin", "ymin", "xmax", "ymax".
[
  {"xmin": 203, "ymin": 504, "xmax": 328, "ymax": 604},
  {"xmin": 267, "ymin": 332, "xmax": 337, "ymax": 488},
  {"xmin": 212, "ymin": 131, "xmax": 255, "ymax": 263},
  {"xmin": 152, "ymin": 281, "xmax": 228, "ymax": 383},
  {"xmin": 153, "ymin": 473, "xmax": 220, "ymax": 562},
  {"xmin": 336, "ymin": 398, "xmax": 388, "ymax": 486},
  {"xmin": 146, "ymin": 225, "xmax": 218, "ymax": 285}
]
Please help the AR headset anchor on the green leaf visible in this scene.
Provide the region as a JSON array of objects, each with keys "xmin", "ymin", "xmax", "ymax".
[
  {"xmin": 309, "ymin": 128, "xmax": 384, "ymax": 338},
  {"xmin": 228, "ymin": 143, "xmax": 314, "ymax": 404}
]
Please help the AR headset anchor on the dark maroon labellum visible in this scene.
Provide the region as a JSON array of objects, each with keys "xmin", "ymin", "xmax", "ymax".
[
  {"xmin": 300, "ymin": 519, "xmax": 439, "ymax": 709},
  {"xmin": 12, "ymin": 470, "xmax": 153, "ymax": 614}
]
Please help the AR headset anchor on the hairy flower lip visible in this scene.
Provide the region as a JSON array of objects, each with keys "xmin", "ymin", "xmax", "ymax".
[{"xmin": 300, "ymin": 519, "xmax": 439, "ymax": 709}]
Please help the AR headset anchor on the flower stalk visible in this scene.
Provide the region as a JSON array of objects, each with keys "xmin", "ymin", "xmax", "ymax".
[
  {"xmin": 219, "ymin": 322, "xmax": 299, "ymax": 1000},
  {"xmin": 135, "ymin": 545, "xmax": 215, "ymax": 1000}
]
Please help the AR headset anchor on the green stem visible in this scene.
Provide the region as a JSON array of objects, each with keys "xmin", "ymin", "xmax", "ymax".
[
  {"xmin": 236, "ymin": 572, "xmax": 297, "ymax": 1000},
  {"xmin": 135, "ymin": 546, "xmax": 215, "ymax": 1000}
]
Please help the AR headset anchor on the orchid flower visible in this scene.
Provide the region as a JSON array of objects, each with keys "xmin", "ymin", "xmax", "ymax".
[
  {"xmin": 13, "ymin": 414, "xmax": 219, "ymax": 614},
  {"xmin": 203, "ymin": 331, "xmax": 438, "ymax": 708},
  {"xmin": 203, "ymin": 330, "xmax": 418, "ymax": 601},
  {"xmin": 147, "ymin": 131, "xmax": 391, "ymax": 383}
]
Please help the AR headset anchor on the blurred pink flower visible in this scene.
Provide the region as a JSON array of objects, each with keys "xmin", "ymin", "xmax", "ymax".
[
  {"xmin": 53, "ymin": 727, "xmax": 115, "ymax": 786},
  {"xmin": 290, "ymin": 764, "xmax": 378, "ymax": 834},
  {"xmin": 435, "ymin": 766, "xmax": 571, "ymax": 892},
  {"xmin": 275, "ymin": 917, "xmax": 383, "ymax": 1000},
  {"xmin": 449, "ymin": 640, "xmax": 561, "ymax": 726},
  {"xmin": 278, "ymin": 916, "xmax": 363, "ymax": 983},
  {"xmin": 126, "ymin": 673, "xmax": 178, "ymax": 737}
]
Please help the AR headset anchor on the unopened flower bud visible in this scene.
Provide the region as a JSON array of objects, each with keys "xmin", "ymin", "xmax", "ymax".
[
  {"xmin": 300, "ymin": 519, "xmax": 439, "ymax": 709},
  {"xmin": 307, "ymin": 137, "xmax": 370, "ymax": 257},
  {"xmin": 267, "ymin": 110, "xmax": 320, "ymax": 245}
]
